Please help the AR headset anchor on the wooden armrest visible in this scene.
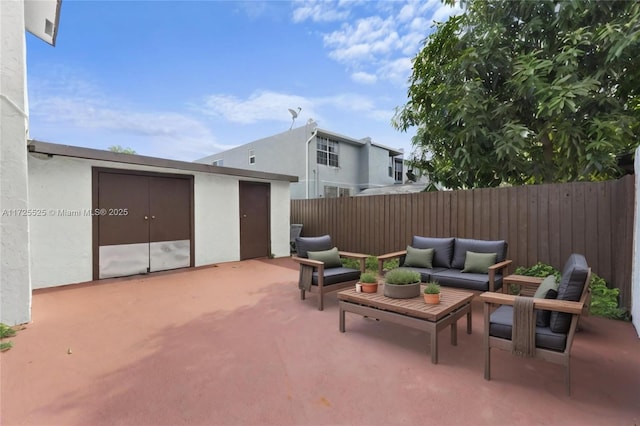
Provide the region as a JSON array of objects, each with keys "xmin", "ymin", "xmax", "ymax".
[
  {"xmin": 377, "ymin": 250, "xmax": 407, "ymax": 261},
  {"xmin": 338, "ymin": 251, "xmax": 369, "ymax": 260},
  {"xmin": 479, "ymin": 292, "xmax": 585, "ymax": 315},
  {"xmin": 488, "ymin": 259, "xmax": 512, "ymax": 272},
  {"xmin": 292, "ymin": 256, "xmax": 324, "ymax": 268},
  {"xmin": 503, "ymin": 274, "xmax": 545, "ymax": 291}
]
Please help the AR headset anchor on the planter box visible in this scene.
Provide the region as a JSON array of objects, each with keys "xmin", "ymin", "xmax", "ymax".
[{"xmin": 383, "ymin": 282, "xmax": 421, "ymax": 299}]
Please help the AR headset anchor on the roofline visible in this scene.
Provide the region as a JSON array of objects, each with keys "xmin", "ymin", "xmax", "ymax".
[{"xmin": 27, "ymin": 141, "xmax": 299, "ymax": 183}]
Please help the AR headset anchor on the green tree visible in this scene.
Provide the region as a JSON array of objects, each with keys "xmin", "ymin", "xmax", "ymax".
[
  {"xmin": 394, "ymin": 0, "xmax": 640, "ymax": 189},
  {"xmin": 108, "ymin": 145, "xmax": 137, "ymax": 154}
]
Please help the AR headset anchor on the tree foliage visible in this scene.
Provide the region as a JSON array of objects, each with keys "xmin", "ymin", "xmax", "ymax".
[
  {"xmin": 394, "ymin": 0, "xmax": 640, "ymax": 189},
  {"xmin": 108, "ymin": 145, "xmax": 137, "ymax": 154}
]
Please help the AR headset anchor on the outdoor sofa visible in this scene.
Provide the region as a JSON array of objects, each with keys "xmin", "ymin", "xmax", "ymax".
[{"xmin": 378, "ymin": 236, "xmax": 511, "ymax": 292}]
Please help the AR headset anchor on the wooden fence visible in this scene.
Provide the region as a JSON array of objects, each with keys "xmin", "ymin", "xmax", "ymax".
[{"xmin": 291, "ymin": 175, "xmax": 635, "ymax": 311}]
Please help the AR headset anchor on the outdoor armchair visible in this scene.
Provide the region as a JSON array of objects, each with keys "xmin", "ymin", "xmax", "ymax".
[
  {"xmin": 479, "ymin": 253, "xmax": 591, "ymax": 395},
  {"xmin": 293, "ymin": 234, "xmax": 367, "ymax": 311}
]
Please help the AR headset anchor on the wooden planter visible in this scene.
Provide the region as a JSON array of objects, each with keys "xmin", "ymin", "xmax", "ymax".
[{"xmin": 383, "ymin": 282, "xmax": 421, "ymax": 299}]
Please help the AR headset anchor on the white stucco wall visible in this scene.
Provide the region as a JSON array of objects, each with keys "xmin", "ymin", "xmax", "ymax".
[
  {"xmin": 1, "ymin": 1, "xmax": 32, "ymax": 325},
  {"xmin": 632, "ymin": 146, "xmax": 640, "ymax": 337},
  {"xmin": 28, "ymin": 154, "xmax": 292, "ymax": 289}
]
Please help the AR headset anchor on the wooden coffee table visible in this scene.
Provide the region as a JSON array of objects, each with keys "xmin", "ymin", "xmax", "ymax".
[{"xmin": 338, "ymin": 285, "xmax": 474, "ymax": 364}]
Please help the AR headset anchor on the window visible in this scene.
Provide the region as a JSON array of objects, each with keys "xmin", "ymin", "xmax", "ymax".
[
  {"xmin": 212, "ymin": 159, "xmax": 223, "ymax": 166},
  {"xmin": 249, "ymin": 149, "xmax": 255, "ymax": 165},
  {"xmin": 317, "ymin": 136, "xmax": 339, "ymax": 167},
  {"xmin": 388, "ymin": 157, "xmax": 393, "ymax": 177},
  {"xmin": 394, "ymin": 158, "xmax": 403, "ymax": 183},
  {"xmin": 324, "ymin": 186, "xmax": 350, "ymax": 198}
]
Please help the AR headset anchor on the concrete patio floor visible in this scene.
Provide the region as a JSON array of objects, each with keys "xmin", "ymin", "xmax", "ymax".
[{"xmin": 1, "ymin": 257, "xmax": 639, "ymax": 426}]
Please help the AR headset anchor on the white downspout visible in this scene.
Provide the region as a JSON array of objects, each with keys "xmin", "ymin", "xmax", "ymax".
[{"xmin": 305, "ymin": 128, "xmax": 317, "ymax": 199}]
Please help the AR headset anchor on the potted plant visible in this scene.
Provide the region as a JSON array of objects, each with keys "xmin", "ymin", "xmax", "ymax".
[
  {"xmin": 423, "ymin": 282, "xmax": 441, "ymax": 304},
  {"xmin": 383, "ymin": 269, "xmax": 421, "ymax": 298},
  {"xmin": 358, "ymin": 272, "xmax": 379, "ymax": 293}
]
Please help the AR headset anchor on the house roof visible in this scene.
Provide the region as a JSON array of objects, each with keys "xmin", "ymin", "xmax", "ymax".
[
  {"xmin": 27, "ymin": 141, "xmax": 299, "ymax": 182},
  {"xmin": 316, "ymin": 128, "xmax": 403, "ymax": 156}
]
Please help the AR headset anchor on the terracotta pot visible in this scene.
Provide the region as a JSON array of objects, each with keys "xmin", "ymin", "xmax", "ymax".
[
  {"xmin": 423, "ymin": 293, "xmax": 440, "ymax": 304},
  {"xmin": 360, "ymin": 282, "xmax": 378, "ymax": 293}
]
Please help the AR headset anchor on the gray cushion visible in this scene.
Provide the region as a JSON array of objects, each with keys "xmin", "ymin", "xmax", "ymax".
[
  {"xmin": 307, "ymin": 247, "xmax": 342, "ymax": 268},
  {"xmin": 295, "ymin": 235, "xmax": 333, "ymax": 258},
  {"xmin": 490, "ymin": 305, "xmax": 567, "ymax": 352},
  {"xmin": 550, "ymin": 254, "xmax": 589, "ymax": 333},
  {"xmin": 451, "ymin": 238, "xmax": 507, "ymax": 270},
  {"xmin": 536, "ymin": 289, "xmax": 558, "ymax": 327},
  {"xmin": 403, "ymin": 246, "xmax": 434, "ymax": 268},
  {"xmin": 411, "ymin": 236, "xmax": 455, "ymax": 268},
  {"xmin": 312, "ymin": 267, "xmax": 361, "ymax": 286},
  {"xmin": 392, "ymin": 266, "xmax": 447, "ymax": 283},
  {"xmin": 431, "ymin": 269, "xmax": 503, "ymax": 292}
]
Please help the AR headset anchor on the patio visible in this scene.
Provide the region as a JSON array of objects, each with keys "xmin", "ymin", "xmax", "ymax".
[{"xmin": 1, "ymin": 257, "xmax": 639, "ymax": 426}]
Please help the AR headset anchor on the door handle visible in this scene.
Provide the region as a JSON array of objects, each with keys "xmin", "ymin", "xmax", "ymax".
[
  {"xmin": 242, "ymin": 214, "xmax": 247, "ymax": 218},
  {"xmin": 144, "ymin": 216, "xmax": 148, "ymax": 220},
  {"xmin": 151, "ymin": 215, "xmax": 156, "ymax": 219}
]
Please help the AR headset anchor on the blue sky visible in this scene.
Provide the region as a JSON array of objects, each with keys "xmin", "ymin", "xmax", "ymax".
[{"xmin": 26, "ymin": 0, "xmax": 462, "ymax": 161}]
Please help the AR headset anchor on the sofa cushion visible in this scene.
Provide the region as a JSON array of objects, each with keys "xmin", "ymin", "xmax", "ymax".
[
  {"xmin": 489, "ymin": 305, "xmax": 567, "ymax": 352},
  {"xmin": 403, "ymin": 246, "xmax": 434, "ymax": 269},
  {"xmin": 462, "ymin": 251, "xmax": 497, "ymax": 273},
  {"xmin": 534, "ymin": 275, "xmax": 558, "ymax": 299},
  {"xmin": 431, "ymin": 269, "xmax": 503, "ymax": 292},
  {"xmin": 295, "ymin": 235, "xmax": 333, "ymax": 258},
  {"xmin": 393, "ymin": 266, "xmax": 446, "ymax": 283},
  {"xmin": 451, "ymin": 238, "xmax": 507, "ymax": 270},
  {"xmin": 411, "ymin": 236, "xmax": 455, "ymax": 268},
  {"xmin": 307, "ymin": 247, "xmax": 342, "ymax": 268},
  {"xmin": 550, "ymin": 254, "xmax": 589, "ymax": 333}
]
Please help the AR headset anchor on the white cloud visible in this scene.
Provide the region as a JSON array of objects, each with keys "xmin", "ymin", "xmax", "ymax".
[
  {"xmin": 200, "ymin": 91, "xmax": 313, "ymax": 124},
  {"xmin": 294, "ymin": 0, "xmax": 465, "ymax": 87},
  {"xmin": 28, "ymin": 76, "xmax": 231, "ymax": 161},
  {"xmin": 351, "ymin": 71, "xmax": 377, "ymax": 84},
  {"xmin": 292, "ymin": 0, "xmax": 350, "ymax": 23}
]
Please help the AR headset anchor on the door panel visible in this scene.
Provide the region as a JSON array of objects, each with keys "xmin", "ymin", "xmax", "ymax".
[
  {"xmin": 99, "ymin": 243, "xmax": 149, "ymax": 279},
  {"xmin": 239, "ymin": 181, "xmax": 270, "ymax": 260},
  {"xmin": 98, "ymin": 173, "xmax": 149, "ymax": 246},
  {"xmin": 149, "ymin": 176, "xmax": 192, "ymax": 242},
  {"xmin": 149, "ymin": 240, "xmax": 190, "ymax": 272}
]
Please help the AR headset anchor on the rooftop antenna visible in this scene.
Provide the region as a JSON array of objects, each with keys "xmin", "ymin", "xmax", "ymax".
[{"xmin": 288, "ymin": 107, "xmax": 301, "ymax": 130}]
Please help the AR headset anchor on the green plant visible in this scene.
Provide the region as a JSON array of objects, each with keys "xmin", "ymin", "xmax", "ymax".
[
  {"xmin": 589, "ymin": 274, "xmax": 628, "ymax": 320},
  {"xmin": 382, "ymin": 258, "xmax": 400, "ymax": 271},
  {"xmin": 424, "ymin": 282, "xmax": 441, "ymax": 294},
  {"xmin": 0, "ymin": 323, "xmax": 16, "ymax": 352},
  {"xmin": 384, "ymin": 269, "xmax": 420, "ymax": 285},
  {"xmin": 359, "ymin": 272, "xmax": 377, "ymax": 284},
  {"xmin": 514, "ymin": 262, "xmax": 561, "ymax": 280},
  {"xmin": 365, "ymin": 256, "xmax": 378, "ymax": 273}
]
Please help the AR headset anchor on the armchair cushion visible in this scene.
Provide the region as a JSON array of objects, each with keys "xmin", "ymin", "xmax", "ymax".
[
  {"xmin": 452, "ymin": 238, "xmax": 507, "ymax": 270},
  {"xmin": 403, "ymin": 246, "xmax": 435, "ymax": 269},
  {"xmin": 411, "ymin": 236, "xmax": 455, "ymax": 268},
  {"xmin": 295, "ymin": 235, "xmax": 333, "ymax": 258},
  {"xmin": 312, "ymin": 267, "xmax": 361, "ymax": 286},
  {"xmin": 550, "ymin": 254, "xmax": 589, "ymax": 333},
  {"xmin": 462, "ymin": 251, "xmax": 497, "ymax": 273},
  {"xmin": 307, "ymin": 247, "xmax": 342, "ymax": 268},
  {"xmin": 431, "ymin": 269, "xmax": 503, "ymax": 292},
  {"xmin": 490, "ymin": 305, "xmax": 567, "ymax": 352},
  {"xmin": 534, "ymin": 275, "xmax": 559, "ymax": 327}
]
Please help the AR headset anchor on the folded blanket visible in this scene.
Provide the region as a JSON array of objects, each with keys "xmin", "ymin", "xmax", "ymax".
[
  {"xmin": 299, "ymin": 265, "xmax": 313, "ymax": 291},
  {"xmin": 512, "ymin": 296, "xmax": 536, "ymax": 357}
]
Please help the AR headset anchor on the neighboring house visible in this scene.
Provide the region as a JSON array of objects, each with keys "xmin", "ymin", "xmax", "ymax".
[{"xmin": 196, "ymin": 122, "xmax": 405, "ymax": 199}]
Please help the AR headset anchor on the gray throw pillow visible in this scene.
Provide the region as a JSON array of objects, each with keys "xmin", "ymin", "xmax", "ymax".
[
  {"xmin": 307, "ymin": 247, "xmax": 342, "ymax": 268},
  {"xmin": 403, "ymin": 246, "xmax": 435, "ymax": 269}
]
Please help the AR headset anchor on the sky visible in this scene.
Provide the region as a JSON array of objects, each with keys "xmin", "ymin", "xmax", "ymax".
[{"xmin": 26, "ymin": 0, "xmax": 462, "ymax": 162}]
